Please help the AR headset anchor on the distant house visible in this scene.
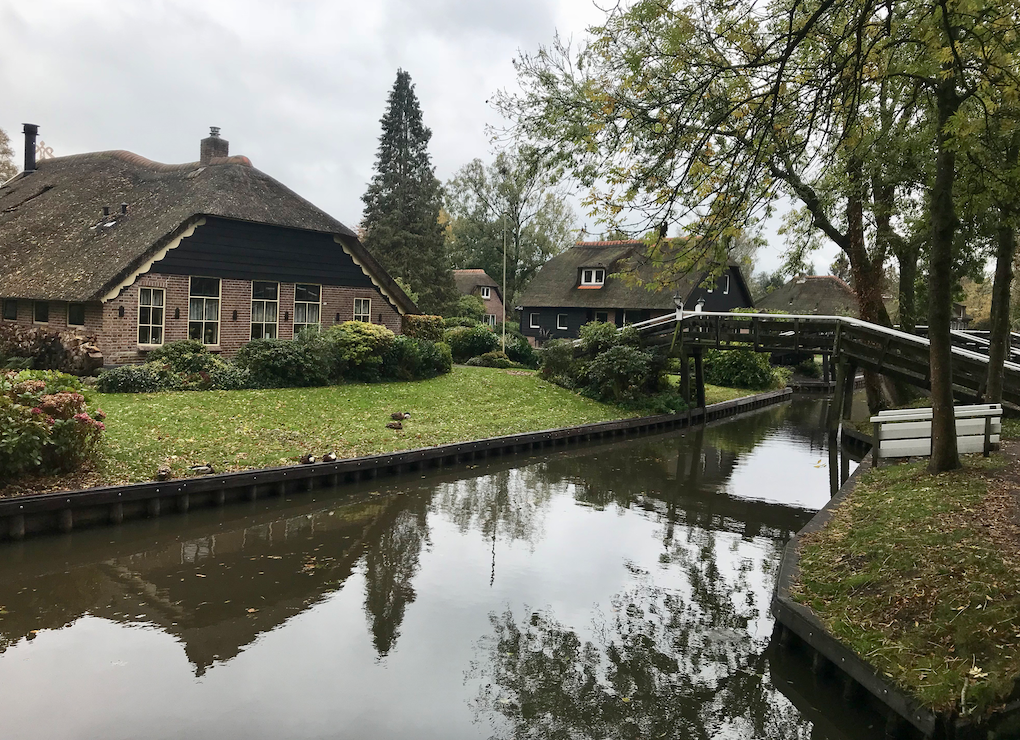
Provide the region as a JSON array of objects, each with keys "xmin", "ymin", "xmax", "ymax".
[
  {"xmin": 516, "ymin": 240, "xmax": 754, "ymax": 344},
  {"xmin": 951, "ymin": 303, "xmax": 972, "ymax": 330},
  {"xmin": 452, "ymin": 269, "xmax": 504, "ymax": 326},
  {"xmin": 0, "ymin": 125, "xmax": 417, "ymax": 365},
  {"xmin": 757, "ymin": 275, "xmax": 859, "ymax": 317}
]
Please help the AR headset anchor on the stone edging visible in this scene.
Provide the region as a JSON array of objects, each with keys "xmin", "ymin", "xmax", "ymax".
[{"xmin": 0, "ymin": 387, "xmax": 793, "ymax": 542}]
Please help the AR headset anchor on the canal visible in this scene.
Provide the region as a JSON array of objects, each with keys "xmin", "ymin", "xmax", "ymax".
[{"xmin": 0, "ymin": 396, "xmax": 871, "ymax": 739}]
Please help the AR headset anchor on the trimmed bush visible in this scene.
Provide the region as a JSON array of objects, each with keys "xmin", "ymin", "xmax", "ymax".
[
  {"xmin": 1, "ymin": 370, "xmax": 105, "ymax": 479},
  {"xmin": 444, "ymin": 325, "xmax": 500, "ymax": 362},
  {"xmin": 581, "ymin": 345, "xmax": 654, "ymax": 403},
  {"xmin": 97, "ymin": 362, "xmax": 184, "ymax": 393},
  {"xmin": 381, "ymin": 336, "xmax": 452, "ymax": 380},
  {"xmin": 402, "ymin": 314, "xmax": 445, "ymax": 343},
  {"xmin": 443, "ymin": 316, "xmax": 481, "ymax": 329},
  {"xmin": 703, "ymin": 348, "xmax": 784, "ymax": 389},
  {"xmin": 452, "ymin": 294, "xmax": 486, "ymax": 322},
  {"xmin": 538, "ymin": 340, "xmax": 579, "ymax": 386},
  {"xmin": 234, "ymin": 338, "xmax": 333, "ymax": 388},
  {"xmin": 147, "ymin": 340, "xmax": 220, "ymax": 374},
  {"xmin": 578, "ymin": 321, "xmax": 619, "ymax": 355},
  {"xmin": 324, "ymin": 321, "xmax": 394, "ymax": 382},
  {"xmin": 503, "ymin": 334, "xmax": 539, "ymax": 368},
  {"xmin": 465, "ymin": 351, "xmax": 514, "ymax": 369}
]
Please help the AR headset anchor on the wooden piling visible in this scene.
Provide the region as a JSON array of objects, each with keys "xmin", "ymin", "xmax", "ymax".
[{"xmin": 694, "ymin": 349, "xmax": 706, "ymax": 408}]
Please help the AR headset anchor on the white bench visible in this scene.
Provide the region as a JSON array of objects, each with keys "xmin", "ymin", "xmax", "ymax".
[{"xmin": 870, "ymin": 403, "xmax": 1002, "ymax": 467}]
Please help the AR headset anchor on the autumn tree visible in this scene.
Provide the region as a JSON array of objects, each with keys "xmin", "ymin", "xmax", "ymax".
[
  {"xmin": 0, "ymin": 127, "xmax": 17, "ymax": 183},
  {"xmin": 362, "ymin": 69, "xmax": 458, "ymax": 315},
  {"xmin": 445, "ymin": 148, "xmax": 575, "ymax": 310}
]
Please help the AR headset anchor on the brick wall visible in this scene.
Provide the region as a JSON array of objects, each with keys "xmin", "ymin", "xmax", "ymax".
[
  {"xmin": 99, "ymin": 272, "xmax": 404, "ymax": 364},
  {"xmin": 1, "ymin": 298, "xmax": 103, "ymax": 336}
]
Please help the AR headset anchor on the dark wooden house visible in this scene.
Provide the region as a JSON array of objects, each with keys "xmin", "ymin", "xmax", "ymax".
[
  {"xmin": 516, "ymin": 240, "xmax": 754, "ymax": 344},
  {"xmin": 0, "ymin": 125, "xmax": 418, "ymax": 365}
]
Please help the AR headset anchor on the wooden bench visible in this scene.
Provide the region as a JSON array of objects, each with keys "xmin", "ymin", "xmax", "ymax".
[{"xmin": 870, "ymin": 404, "xmax": 1002, "ymax": 467}]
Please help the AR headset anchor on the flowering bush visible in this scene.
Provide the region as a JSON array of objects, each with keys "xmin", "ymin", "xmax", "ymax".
[{"xmin": 0, "ymin": 370, "xmax": 105, "ymax": 479}]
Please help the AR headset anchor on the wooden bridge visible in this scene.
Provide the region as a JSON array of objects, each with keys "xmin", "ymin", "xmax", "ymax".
[{"xmin": 628, "ymin": 311, "xmax": 1020, "ymax": 426}]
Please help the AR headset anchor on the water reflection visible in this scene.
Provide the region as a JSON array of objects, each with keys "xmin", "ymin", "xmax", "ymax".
[{"xmin": 0, "ymin": 397, "xmax": 858, "ymax": 739}]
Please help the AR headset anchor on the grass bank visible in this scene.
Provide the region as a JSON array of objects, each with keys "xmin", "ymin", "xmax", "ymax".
[
  {"xmin": 1, "ymin": 367, "xmax": 757, "ymax": 495},
  {"xmin": 793, "ymin": 450, "xmax": 1020, "ymax": 716}
]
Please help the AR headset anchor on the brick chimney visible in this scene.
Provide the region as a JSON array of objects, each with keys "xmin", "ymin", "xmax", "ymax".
[
  {"xmin": 200, "ymin": 126, "xmax": 229, "ymax": 164},
  {"xmin": 23, "ymin": 123, "xmax": 39, "ymax": 172}
]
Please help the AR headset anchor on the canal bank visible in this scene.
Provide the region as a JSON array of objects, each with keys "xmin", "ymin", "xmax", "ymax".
[
  {"xmin": 0, "ymin": 388, "xmax": 792, "ymax": 542},
  {"xmin": 773, "ymin": 442, "xmax": 1020, "ymax": 739}
]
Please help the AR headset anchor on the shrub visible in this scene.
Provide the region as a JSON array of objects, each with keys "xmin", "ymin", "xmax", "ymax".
[
  {"xmin": 97, "ymin": 362, "xmax": 184, "ymax": 393},
  {"xmin": 0, "ymin": 370, "xmax": 105, "ymax": 479},
  {"xmin": 443, "ymin": 316, "xmax": 481, "ymax": 329},
  {"xmin": 538, "ymin": 340, "xmax": 580, "ymax": 386},
  {"xmin": 402, "ymin": 315, "xmax": 445, "ymax": 343},
  {"xmin": 466, "ymin": 351, "xmax": 514, "ymax": 369},
  {"xmin": 503, "ymin": 335, "xmax": 539, "ymax": 368},
  {"xmin": 444, "ymin": 325, "xmax": 500, "ymax": 362},
  {"xmin": 234, "ymin": 339, "xmax": 332, "ymax": 388},
  {"xmin": 579, "ymin": 321, "xmax": 620, "ymax": 355},
  {"xmin": 208, "ymin": 363, "xmax": 252, "ymax": 390},
  {"xmin": 451, "ymin": 294, "xmax": 486, "ymax": 322},
  {"xmin": 703, "ymin": 348, "xmax": 784, "ymax": 389},
  {"xmin": 581, "ymin": 345, "xmax": 654, "ymax": 403},
  {"xmin": 147, "ymin": 340, "xmax": 220, "ymax": 374},
  {"xmin": 794, "ymin": 355, "xmax": 822, "ymax": 378},
  {"xmin": 382, "ymin": 335, "xmax": 454, "ymax": 380},
  {"xmin": 324, "ymin": 321, "xmax": 395, "ymax": 382}
]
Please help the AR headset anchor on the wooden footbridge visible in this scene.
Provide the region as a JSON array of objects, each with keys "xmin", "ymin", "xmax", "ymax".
[{"xmin": 628, "ymin": 311, "xmax": 1020, "ymax": 424}]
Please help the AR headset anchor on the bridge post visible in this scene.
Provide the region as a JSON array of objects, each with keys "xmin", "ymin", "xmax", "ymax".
[
  {"xmin": 680, "ymin": 349, "xmax": 691, "ymax": 403},
  {"xmin": 694, "ymin": 349, "xmax": 706, "ymax": 409},
  {"xmin": 841, "ymin": 362, "xmax": 857, "ymax": 423},
  {"xmin": 822, "ymin": 353, "xmax": 830, "ymax": 383},
  {"xmin": 827, "ymin": 360, "xmax": 848, "ymax": 433}
]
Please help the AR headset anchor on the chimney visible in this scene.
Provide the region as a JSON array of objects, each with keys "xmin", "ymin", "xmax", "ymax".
[
  {"xmin": 23, "ymin": 123, "xmax": 38, "ymax": 173},
  {"xmin": 200, "ymin": 126, "xmax": 229, "ymax": 164}
]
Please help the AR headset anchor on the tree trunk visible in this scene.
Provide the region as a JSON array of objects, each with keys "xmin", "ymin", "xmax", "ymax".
[
  {"xmin": 986, "ymin": 213, "xmax": 1015, "ymax": 403},
  {"xmin": 896, "ymin": 245, "xmax": 919, "ymax": 334},
  {"xmin": 927, "ymin": 81, "xmax": 961, "ymax": 473}
]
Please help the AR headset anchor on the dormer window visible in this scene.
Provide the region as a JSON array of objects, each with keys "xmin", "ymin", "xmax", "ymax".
[
  {"xmin": 580, "ymin": 268, "xmax": 605, "ymax": 286},
  {"xmin": 480, "ymin": 286, "xmax": 491, "ymax": 300}
]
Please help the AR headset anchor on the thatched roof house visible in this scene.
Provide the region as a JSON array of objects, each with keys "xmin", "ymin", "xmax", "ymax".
[
  {"xmin": 756, "ymin": 275, "xmax": 859, "ymax": 317},
  {"xmin": 517, "ymin": 240, "xmax": 753, "ymax": 342},
  {"xmin": 0, "ymin": 125, "xmax": 417, "ymax": 364},
  {"xmin": 452, "ymin": 269, "xmax": 504, "ymax": 326}
]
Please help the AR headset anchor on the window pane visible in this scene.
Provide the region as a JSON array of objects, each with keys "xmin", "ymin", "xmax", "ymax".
[
  {"xmin": 151, "ymin": 308, "xmax": 163, "ymax": 325},
  {"xmin": 307, "ymin": 304, "xmax": 320, "ymax": 324},
  {"xmin": 34, "ymin": 302, "xmax": 48, "ymax": 322},
  {"xmin": 265, "ymin": 303, "xmax": 278, "ymax": 322},
  {"xmin": 190, "ymin": 277, "xmax": 220, "ymax": 297},
  {"xmin": 253, "ymin": 281, "xmax": 277, "ymax": 300},
  {"xmin": 152, "ymin": 290, "xmax": 164, "ymax": 307},
  {"xmin": 251, "ymin": 324, "xmax": 263, "ymax": 340},
  {"xmin": 295, "ymin": 304, "xmax": 308, "ymax": 324},
  {"xmin": 204, "ymin": 299, "xmax": 219, "ymax": 321},
  {"xmin": 305, "ymin": 285, "xmax": 320, "ymax": 302},
  {"xmin": 138, "ymin": 327, "xmax": 149, "ymax": 344},
  {"xmin": 151, "ymin": 327, "xmax": 162, "ymax": 344},
  {"xmin": 204, "ymin": 324, "xmax": 218, "ymax": 344},
  {"xmin": 265, "ymin": 324, "xmax": 277, "ymax": 339},
  {"xmin": 140, "ymin": 289, "xmax": 152, "ymax": 307},
  {"xmin": 252, "ymin": 302, "xmax": 265, "ymax": 323},
  {"xmin": 68, "ymin": 303, "xmax": 85, "ymax": 325},
  {"xmin": 2, "ymin": 300, "xmax": 16, "ymax": 320},
  {"xmin": 139, "ymin": 306, "xmax": 151, "ymax": 325},
  {"xmin": 189, "ymin": 322, "xmax": 202, "ymax": 340},
  {"xmin": 190, "ymin": 298, "xmax": 203, "ymax": 321}
]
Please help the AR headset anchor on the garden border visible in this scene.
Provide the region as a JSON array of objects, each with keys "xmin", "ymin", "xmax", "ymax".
[{"xmin": 0, "ymin": 388, "xmax": 792, "ymax": 542}]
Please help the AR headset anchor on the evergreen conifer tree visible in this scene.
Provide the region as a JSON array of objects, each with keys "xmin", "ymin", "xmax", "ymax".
[{"xmin": 362, "ymin": 70, "xmax": 457, "ymax": 315}]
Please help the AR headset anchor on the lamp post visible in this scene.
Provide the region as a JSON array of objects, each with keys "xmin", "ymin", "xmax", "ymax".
[{"xmin": 672, "ymin": 291, "xmax": 683, "ymax": 321}]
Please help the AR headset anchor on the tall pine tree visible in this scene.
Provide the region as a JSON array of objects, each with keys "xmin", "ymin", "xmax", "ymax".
[{"xmin": 361, "ymin": 70, "xmax": 457, "ymax": 315}]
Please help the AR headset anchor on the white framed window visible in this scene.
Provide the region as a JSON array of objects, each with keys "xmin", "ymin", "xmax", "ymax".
[
  {"xmin": 294, "ymin": 283, "xmax": 321, "ymax": 334},
  {"xmin": 353, "ymin": 297, "xmax": 371, "ymax": 323},
  {"xmin": 622, "ymin": 311, "xmax": 632, "ymax": 325},
  {"xmin": 67, "ymin": 303, "xmax": 86, "ymax": 327},
  {"xmin": 138, "ymin": 287, "xmax": 165, "ymax": 345},
  {"xmin": 3, "ymin": 299, "xmax": 17, "ymax": 321},
  {"xmin": 722, "ymin": 274, "xmax": 731, "ymax": 295},
  {"xmin": 557, "ymin": 313, "xmax": 568, "ymax": 330},
  {"xmin": 480, "ymin": 286, "xmax": 491, "ymax": 300},
  {"xmin": 581, "ymin": 268, "xmax": 606, "ymax": 286},
  {"xmin": 189, "ymin": 277, "xmax": 220, "ymax": 345},
  {"xmin": 530, "ymin": 312, "xmax": 540, "ymax": 329},
  {"xmin": 484, "ymin": 314, "xmax": 497, "ymax": 326},
  {"xmin": 251, "ymin": 281, "xmax": 279, "ymax": 339},
  {"xmin": 33, "ymin": 301, "xmax": 49, "ymax": 324}
]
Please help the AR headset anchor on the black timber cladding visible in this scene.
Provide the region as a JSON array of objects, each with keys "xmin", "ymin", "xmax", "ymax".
[{"xmin": 154, "ymin": 217, "xmax": 375, "ymax": 288}]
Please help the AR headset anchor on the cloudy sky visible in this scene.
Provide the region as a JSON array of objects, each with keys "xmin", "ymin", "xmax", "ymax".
[{"xmin": 1, "ymin": 0, "xmax": 827, "ymax": 275}]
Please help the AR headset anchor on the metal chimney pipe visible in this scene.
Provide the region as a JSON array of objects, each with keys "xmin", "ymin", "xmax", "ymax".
[{"xmin": 23, "ymin": 124, "xmax": 39, "ymax": 173}]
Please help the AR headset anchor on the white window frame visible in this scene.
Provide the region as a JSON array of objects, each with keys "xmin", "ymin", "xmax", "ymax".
[
  {"xmin": 294, "ymin": 283, "xmax": 322, "ymax": 334},
  {"xmin": 250, "ymin": 281, "xmax": 279, "ymax": 340},
  {"xmin": 723, "ymin": 274, "xmax": 731, "ymax": 295},
  {"xmin": 580, "ymin": 268, "xmax": 605, "ymax": 286},
  {"xmin": 188, "ymin": 277, "xmax": 221, "ymax": 346},
  {"xmin": 3, "ymin": 299, "xmax": 17, "ymax": 321},
  {"xmin": 484, "ymin": 314, "xmax": 497, "ymax": 327},
  {"xmin": 557, "ymin": 313, "xmax": 568, "ymax": 330},
  {"xmin": 530, "ymin": 312, "xmax": 540, "ymax": 329},
  {"xmin": 67, "ymin": 302, "xmax": 86, "ymax": 328},
  {"xmin": 33, "ymin": 301, "xmax": 49, "ymax": 324},
  {"xmin": 353, "ymin": 297, "xmax": 371, "ymax": 323},
  {"xmin": 480, "ymin": 286, "xmax": 491, "ymax": 300},
  {"xmin": 137, "ymin": 287, "xmax": 165, "ymax": 346}
]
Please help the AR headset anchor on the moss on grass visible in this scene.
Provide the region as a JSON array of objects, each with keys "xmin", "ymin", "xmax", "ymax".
[{"xmin": 794, "ymin": 454, "xmax": 1020, "ymax": 716}]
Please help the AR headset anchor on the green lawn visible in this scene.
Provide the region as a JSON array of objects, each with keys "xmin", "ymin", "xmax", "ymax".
[{"xmin": 794, "ymin": 455, "xmax": 1020, "ymax": 715}]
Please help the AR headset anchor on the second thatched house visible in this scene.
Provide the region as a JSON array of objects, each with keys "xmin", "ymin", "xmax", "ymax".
[
  {"xmin": 516, "ymin": 240, "xmax": 753, "ymax": 344},
  {"xmin": 756, "ymin": 275, "xmax": 859, "ymax": 317}
]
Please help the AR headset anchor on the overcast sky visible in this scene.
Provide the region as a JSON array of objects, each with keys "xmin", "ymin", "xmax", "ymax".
[{"xmin": 1, "ymin": 0, "xmax": 835, "ymax": 275}]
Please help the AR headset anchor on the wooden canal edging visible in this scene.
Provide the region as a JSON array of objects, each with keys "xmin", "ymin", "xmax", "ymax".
[
  {"xmin": 0, "ymin": 388, "xmax": 793, "ymax": 543},
  {"xmin": 772, "ymin": 451, "xmax": 1020, "ymax": 739}
]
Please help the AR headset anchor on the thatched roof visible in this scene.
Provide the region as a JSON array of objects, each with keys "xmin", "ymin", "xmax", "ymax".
[
  {"xmin": 757, "ymin": 275, "xmax": 859, "ymax": 317},
  {"xmin": 0, "ymin": 149, "xmax": 417, "ymax": 313},
  {"xmin": 453, "ymin": 269, "xmax": 501, "ymax": 300},
  {"xmin": 516, "ymin": 240, "xmax": 711, "ymax": 310}
]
